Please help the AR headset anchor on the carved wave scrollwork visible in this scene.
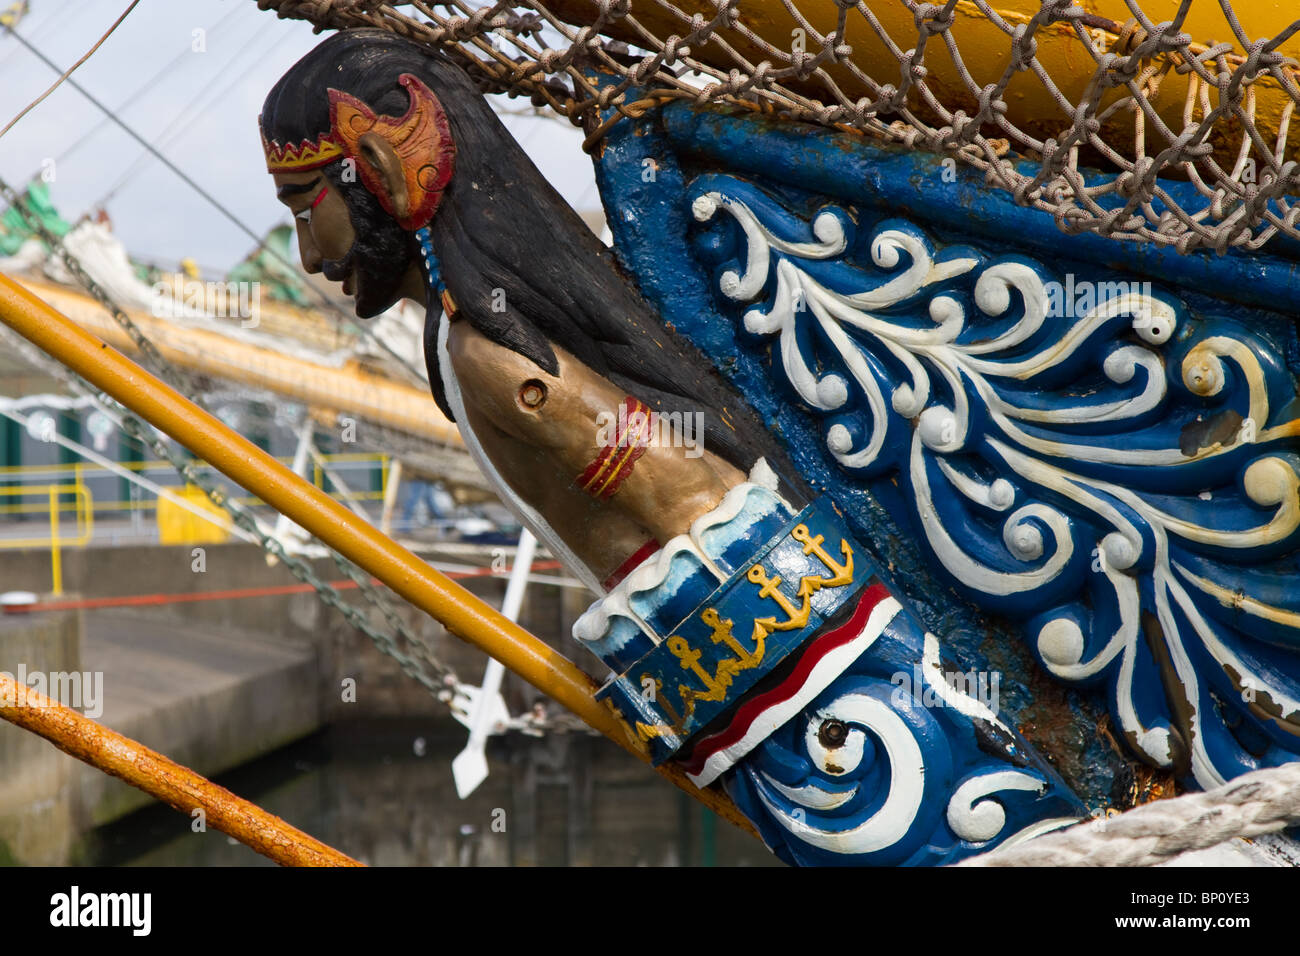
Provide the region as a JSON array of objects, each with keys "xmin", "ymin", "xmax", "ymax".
[
  {"xmin": 689, "ymin": 174, "xmax": 1300, "ymax": 790},
  {"xmin": 726, "ymin": 643, "xmax": 1076, "ymax": 866}
]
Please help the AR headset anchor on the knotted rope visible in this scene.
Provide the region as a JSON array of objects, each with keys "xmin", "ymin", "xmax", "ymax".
[{"xmin": 962, "ymin": 762, "xmax": 1300, "ymax": 866}]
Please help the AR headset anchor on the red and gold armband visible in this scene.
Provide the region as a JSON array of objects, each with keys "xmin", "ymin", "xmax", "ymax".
[{"xmin": 576, "ymin": 396, "xmax": 653, "ymax": 500}]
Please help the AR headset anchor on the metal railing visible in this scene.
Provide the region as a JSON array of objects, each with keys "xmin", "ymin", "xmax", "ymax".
[
  {"xmin": 0, "ymin": 269, "xmax": 756, "ymax": 846},
  {"xmin": 0, "ymin": 481, "xmax": 94, "ymax": 594},
  {"xmin": 0, "ymin": 453, "xmax": 389, "ymax": 519}
]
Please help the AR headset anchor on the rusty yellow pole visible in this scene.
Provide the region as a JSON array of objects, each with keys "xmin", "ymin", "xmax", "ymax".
[
  {"xmin": 0, "ymin": 671, "xmax": 361, "ymax": 866},
  {"xmin": 0, "ymin": 275, "xmax": 757, "ymax": 837},
  {"xmin": 21, "ymin": 276, "xmax": 463, "ymax": 446}
]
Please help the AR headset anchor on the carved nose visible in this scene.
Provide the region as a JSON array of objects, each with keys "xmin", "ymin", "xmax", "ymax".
[{"xmin": 296, "ymin": 226, "xmax": 322, "ymax": 274}]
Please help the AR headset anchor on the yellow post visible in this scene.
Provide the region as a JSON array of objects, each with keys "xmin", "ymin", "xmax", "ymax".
[
  {"xmin": 74, "ymin": 482, "xmax": 89, "ymax": 544},
  {"xmin": 0, "ymin": 274, "xmax": 756, "ymax": 836},
  {"xmin": 48, "ymin": 484, "xmax": 61, "ymax": 596}
]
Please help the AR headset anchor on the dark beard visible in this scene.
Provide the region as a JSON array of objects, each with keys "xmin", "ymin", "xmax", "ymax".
[{"xmin": 321, "ymin": 164, "xmax": 418, "ymax": 318}]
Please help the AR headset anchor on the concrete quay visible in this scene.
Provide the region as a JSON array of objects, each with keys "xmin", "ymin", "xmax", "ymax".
[{"xmin": 0, "ymin": 540, "xmax": 595, "ymax": 864}]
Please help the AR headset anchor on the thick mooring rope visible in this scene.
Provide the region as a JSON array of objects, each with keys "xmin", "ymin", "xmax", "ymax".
[{"xmin": 962, "ymin": 762, "xmax": 1300, "ymax": 867}]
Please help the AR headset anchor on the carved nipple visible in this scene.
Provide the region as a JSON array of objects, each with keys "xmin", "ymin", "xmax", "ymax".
[{"xmin": 518, "ymin": 380, "xmax": 547, "ymax": 410}]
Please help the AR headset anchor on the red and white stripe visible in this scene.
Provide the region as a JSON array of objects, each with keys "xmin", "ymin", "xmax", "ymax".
[{"xmin": 680, "ymin": 581, "xmax": 901, "ymax": 788}]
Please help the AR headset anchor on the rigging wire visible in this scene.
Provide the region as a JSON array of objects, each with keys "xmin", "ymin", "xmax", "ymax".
[
  {"xmin": 0, "ymin": 184, "xmax": 469, "ymax": 703},
  {"xmin": 0, "ymin": 0, "xmax": 64, "ymax": 76},
  {"xmin": 5, "ymin": 25, "xmax": 430, "ymax": 385},
  {"xmin": 0, "ymin": 0, "xmax": 139, "ymax": 142},
  {"xmin": 96, "ymin": 27, "xmax": 286, "ymax": 208},
  {"xmin": 8, "ymin": 24, "xmax": 290, "ymax": 257},
  {"xmin": 51, "ymin": 2, "xmax": 248, "ymax": 171},
  {"xmin": 4, "ymin": 7, "xmax": 585, "ymax": 383}
]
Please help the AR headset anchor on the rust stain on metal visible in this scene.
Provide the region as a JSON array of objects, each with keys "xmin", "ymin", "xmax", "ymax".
[
  {"xmin": 0, "ymin": 672, "xmax": 362, "ymax": 867},
  {"xmin": 1095, "ymin": 713, "xmax": 1180, "ymax": 809},
  {"xmin": 975, "ymin": 617, "xmax": 1149, "ymax": 806},
  {"xmin": 1141, "ymin": 610, "xmax": 1195, "ymax": 780}
]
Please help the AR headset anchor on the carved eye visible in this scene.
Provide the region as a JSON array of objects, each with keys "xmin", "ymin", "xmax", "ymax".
[{"xmin": 295, "ymin": 207, "xmax": 312, "ymax": 224}]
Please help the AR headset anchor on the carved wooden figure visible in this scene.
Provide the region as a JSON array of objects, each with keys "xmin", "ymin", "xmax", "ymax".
[{"xmin": 261, "ymin": 28, "xmax": 1300, "ymax": 865}]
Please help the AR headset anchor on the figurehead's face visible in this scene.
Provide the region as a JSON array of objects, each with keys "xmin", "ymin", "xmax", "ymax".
[
  {"xmin": 260, "ymin": 72, "xmax": 456, "ymax": 318},
  {"xmin": 272, "ymin": 167, "xmax": 418, "ymax": 318}
]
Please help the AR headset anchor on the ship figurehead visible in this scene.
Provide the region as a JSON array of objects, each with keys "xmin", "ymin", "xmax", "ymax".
[{"xmin": 259, "ymin": 28, "xmax": 1086, "ymax": 865}]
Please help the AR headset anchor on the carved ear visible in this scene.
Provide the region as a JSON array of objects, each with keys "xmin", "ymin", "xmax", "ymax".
[
  {"xmin": 356, "ymin": 131, "xmax": 411, "ymax": 222},
  {"xmin": 328, "ymin": 75, "xmax": 456, "ymax": 232}
]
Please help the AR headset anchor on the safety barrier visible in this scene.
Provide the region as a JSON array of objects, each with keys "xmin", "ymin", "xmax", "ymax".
[
  {"xmin": 0, "ymin": 481, "xmax": 93, "ymax": 594},
  {"xmin": 0, "ymin": 453, "xmax": 389, "ymax": 517}
]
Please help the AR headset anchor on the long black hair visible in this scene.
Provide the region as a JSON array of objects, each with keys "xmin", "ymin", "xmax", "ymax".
[{"xmin": 262, "ymin": 28, "xmax": 805, "ymax": 491}]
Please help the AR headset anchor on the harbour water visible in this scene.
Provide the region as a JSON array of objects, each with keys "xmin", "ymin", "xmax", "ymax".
[{"xmin": 79, "ymin": 721, "xmax": 781, "ymax": 867}]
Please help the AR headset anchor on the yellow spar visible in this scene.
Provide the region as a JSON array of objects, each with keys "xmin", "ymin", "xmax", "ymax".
[{"xmin": 0, "ymin": 271, "xmax": 759, "ymax": 838}]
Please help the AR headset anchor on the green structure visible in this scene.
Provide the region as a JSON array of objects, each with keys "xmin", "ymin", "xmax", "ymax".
[
  {"xmin": 0, "ymin": 182, "xmax": 71, "ymax": 256},
  {"xmin": 226, "ymin": 224, "xmax": 311, "ymax": 307}
]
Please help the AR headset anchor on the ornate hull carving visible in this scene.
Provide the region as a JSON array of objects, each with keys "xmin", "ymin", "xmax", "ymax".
[
  {"xmin": 587, "ymin": 93, "xmax": 1300, "ymax": 862},
  {"xmin": 685, "ymin": 173, "xmax": 1300, "ymax": 790},
  {"xmin": 578, "ymin": 470, "xmax": 1083, "ymax": 864},
  {"xmin": 256, "ymin": 30, "xmax": 1300, "ymax": 864}
]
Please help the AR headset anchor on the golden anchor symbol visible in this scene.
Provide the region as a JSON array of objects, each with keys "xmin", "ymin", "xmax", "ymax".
[
  {"xmin": 667, "ymin": 636, "xmax": 736, "ymax": 721},
  {"xmin": 632, "ymin": 522, "xmax": 857, "ymax": 739},
  {"xmin": 791, "ymin": 523, "xmax": 854, "ymax": 590},
  {"xmin": 701, "ymin": 607, "xmax": 763, "ymax": 668},
  {"xmin": 747, "ymin": 564, "xmax": 813, "ymax": 641},
  {"xmin": 654, "ymin": 608, "xmax": 769, "ymax": 730}
]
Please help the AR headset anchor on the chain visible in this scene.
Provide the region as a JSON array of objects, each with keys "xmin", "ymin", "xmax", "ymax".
[{"xmin": 0, "ymin": 177, "xmax": 462, "ymax": 699}]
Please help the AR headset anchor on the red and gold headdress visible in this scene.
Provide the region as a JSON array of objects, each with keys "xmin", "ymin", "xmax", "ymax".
[
  {"xmin": 258, "ymin": 127, "xmax": 344, "ymax": 172},
  {"xmin": 259, "ymin": 73, "xmax": 456, "ymax": 232}
]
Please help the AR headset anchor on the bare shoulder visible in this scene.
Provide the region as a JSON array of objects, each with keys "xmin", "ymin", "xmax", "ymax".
[{"xmin": 446, "ymin": 321, "xmax": 625, "ymax": 445}]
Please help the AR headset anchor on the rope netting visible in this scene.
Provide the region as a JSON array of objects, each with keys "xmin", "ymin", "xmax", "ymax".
[{"xmin": 255, "ymin": 0, "xmax": 1300, "ymax": 255}]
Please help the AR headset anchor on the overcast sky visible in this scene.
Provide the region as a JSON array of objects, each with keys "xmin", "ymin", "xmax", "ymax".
[{"xmin": 0, "ymin": 0, "xmax": 599, "ymax": 276}]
